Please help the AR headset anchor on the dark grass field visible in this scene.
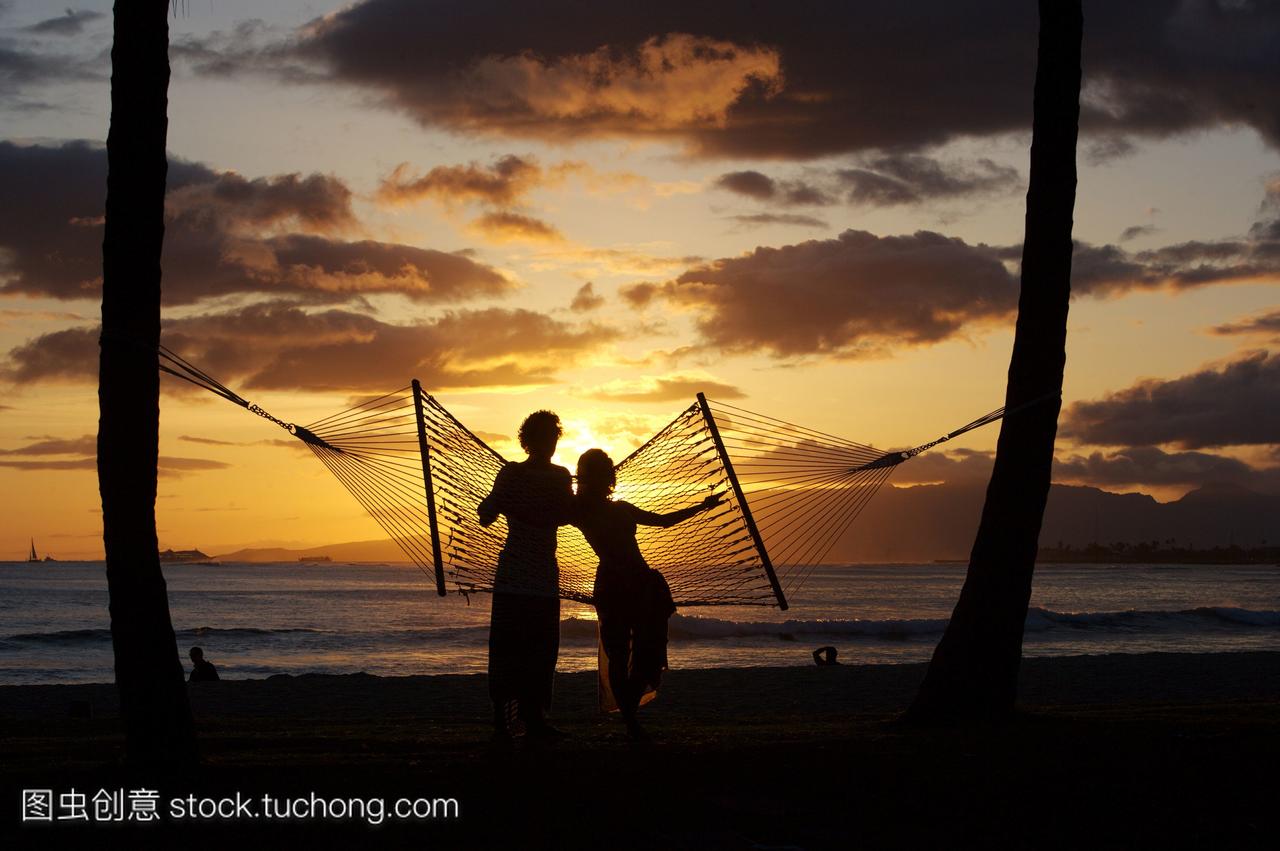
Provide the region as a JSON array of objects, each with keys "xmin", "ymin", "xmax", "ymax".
[{"xmin": 3, "ymin": 652, "xmax": 1278, "ymax": 848}]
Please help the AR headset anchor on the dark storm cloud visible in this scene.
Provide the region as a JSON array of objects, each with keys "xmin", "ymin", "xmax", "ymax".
[
  {"xmin": 0, "ymin": 434, "xmax": 97, "ymax": 456},
  {"xmin": 0, "ymin": 456, "xmax": 232, "ymax": 476},
  {"xmin": 155, "ymin": 457, "xmax": 234, "ymax": 474},
  {"xmin": 179, "ymin": 435, "xmax": 240, "ymax": 447},
  {"xmin": 0, "ymin": 326, "xmax": 96, "ymax": 385},
  {"xmin": 1082, "ymin": 134, "xmax": 1139, "ymax": 165},
  {"xmin": 834, "ymin": 170, "xmax": 917, "ymax": 206},
  {"xmin": 715, "ymin": 156, "xmax": 1018, "ymax": 219},
  {"xmin": 26, "ymin": 9, "xmax": 104, "ymax": 35},
  {"xmin": 169, "ymin": 19, "xmax": 328, "ymax": 83},
  {"xmin": 1072, "ymin": 221, "xmax": 1280, "ymax": 292},
  {"xmin": 836, "ymin": 155, "xmax": 1020, "ymax": 206},
  {"xmin": 0, "ymin": 141, "xmax": 513, "ymax": 305},
  {"xmin": 0, "ymin": 457, "xmax": 97, "ymax": 471},
  {"xmin": 1060, "ymin": 351, "xmax": 1280, "ymax": 449},
  {"xmin": 0, "ymin": 39, "xmax": 101, "ymax": 100},
  {"xmin": 0, "ymin": 429, "xmax": 230, "ymax": 476},
  {"xmin": 714, "ymin": 171, "xmax": 776, "ymax": 200},
  {"xmin": 627, "ymin": 177, "xmax": 1280, "ymax": 359},
  {"xmin": 1212, "ymin": 308, "xmax": 1280, "ymax": 339},
  {"xmin": 174, "ymin": 0, "xmax": 1280, "ymax": 158},
  {"xmin": 167, "ymin": 169, "xmax": 356, "ymax": 232},
  {"xmin": 0, "ymin": 303, "xmax": 620, "ymax": 393},
  {"xmin": 1119, "ymin": 224, "xmax": 1159, "ymax": 242},
  {"xmin": 713, "ymin": 171, "xmax": 832, "ymax": 206},
  {"xmin": 630, "ymin": 229, "xmax": 1019, "ymax": 356},
  {"xmin": 1, "ymin": 8, "xmax": 105, "ymax": 104},
  {"xmin": 1053, "ymin": 445, "xmax": 1280, "ymax": 491},
  {"xmin": 836, "ymin": 442, "xmax": 1280, "ymax": 493}
]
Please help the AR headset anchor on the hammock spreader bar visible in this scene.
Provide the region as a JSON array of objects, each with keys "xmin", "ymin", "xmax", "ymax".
[
  {"xmin": 411, "ymin": 379, "xmax": 447, "ymax": 596},
  {"xmin": 698, "ymin": 393, "xmax": 787, "ymax": 609}
]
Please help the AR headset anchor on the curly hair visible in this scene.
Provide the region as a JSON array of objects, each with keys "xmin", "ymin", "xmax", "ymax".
[
  {"xmin": 576, "ymin": 448, "xmax": 616, "ymax": 501},
  {"xmin": 518, "ymin": 410, "xmax": 562, "ymax": 453}
]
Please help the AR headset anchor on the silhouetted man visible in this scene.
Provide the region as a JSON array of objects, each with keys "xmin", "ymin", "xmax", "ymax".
[
  {"xmin": 479, "ymin": 410, "xmax": 573, "ymax": 740},
  {"xmin": 188, "ymin": 646, "xmax": 219, "ymax": 682}
]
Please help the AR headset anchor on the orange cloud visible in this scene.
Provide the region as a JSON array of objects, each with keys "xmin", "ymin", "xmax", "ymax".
[
  {"xmin": 580, "ymin": 374, "xmax": 745, "ymax": 403},
  {"xmin": 468, "ymin": 211, "xmax": 565, "ymax": 244},
  {"xmin": 401, "ymin": 33, "xmax": 783, "ymax": 141},
  {"xmin": 569, "ymin": 282, "xmax": 604, "ymax": 312},
  {"xmin": 375, "ymin": 155, "xmax": 542, "ymax": 207}
]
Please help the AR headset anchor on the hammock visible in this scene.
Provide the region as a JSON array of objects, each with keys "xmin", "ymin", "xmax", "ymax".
[{"xmin": 159, "ymin": 346, "xmax": 1018, "ymax": 609}]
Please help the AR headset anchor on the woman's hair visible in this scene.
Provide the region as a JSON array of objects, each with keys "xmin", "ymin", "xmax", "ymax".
[
  {"xmin": 576, "ymin": 448, "xmax": 616, "ymax": 501},
  {"xmin": 518, "ymin": 410, "xmax": 562, "ymax": 454}
]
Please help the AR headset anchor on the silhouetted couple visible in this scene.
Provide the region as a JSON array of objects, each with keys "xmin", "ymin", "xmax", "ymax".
[{"xmin": 479, "ymin": 410, "xmax": 720, "ymax": 741}]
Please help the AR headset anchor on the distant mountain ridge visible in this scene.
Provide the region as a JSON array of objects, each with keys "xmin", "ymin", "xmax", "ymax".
[
  {"xmin": 214, "ymin": 483, "xmax": 1280, "ymax": 564},
  {"xmin": 214, "ymin": 538, "xmax": 408, "ymax": 563},
  {"xmin": 829, "ymin": 481, "xmax": 1280, "ymax": 562}
]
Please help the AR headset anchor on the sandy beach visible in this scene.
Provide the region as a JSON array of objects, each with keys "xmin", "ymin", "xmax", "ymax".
[{"xmin": 3, "ymin": 651, "xmax": 1278, "ymax": 847}]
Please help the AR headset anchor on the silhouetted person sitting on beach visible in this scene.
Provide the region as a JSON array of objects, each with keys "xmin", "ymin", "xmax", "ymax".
[
  {"xmin": 188, "ymin": 646, "xmax": 219, "ymax": 682},
  {"xmin": 574, "ymin": 448, "xmax": 722, "ymax": 741},
  {"xmin": 813, "ymin": 646, "xmax": 840, "ymax": 666},
  {"xmin": 478, "ymin": 410, "xmax": 574, "ymax": 740}
]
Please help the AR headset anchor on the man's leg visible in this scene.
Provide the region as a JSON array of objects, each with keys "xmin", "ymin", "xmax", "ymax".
[
  {"xmin": 488, "ymin": 592, "xmax": 520, "ymax": 737},
  {"xmin": 522, "ymin": 595, "xmax": 564, "ymax": 738}
]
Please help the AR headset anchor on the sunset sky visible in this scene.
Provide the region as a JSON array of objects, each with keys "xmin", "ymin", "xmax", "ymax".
[{"xmin": 2, "ymin": 0, "xmax": 1278, "ymax": 559}]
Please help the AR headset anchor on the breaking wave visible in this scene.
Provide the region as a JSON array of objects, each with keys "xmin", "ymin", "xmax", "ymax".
[
  {"xmin": 6, "ymin": 608, "xmax": 1276, "ymax": 649},
  {"xmin": 562, "ymin": 606, "xmax": 1280, "ymax": 642}
]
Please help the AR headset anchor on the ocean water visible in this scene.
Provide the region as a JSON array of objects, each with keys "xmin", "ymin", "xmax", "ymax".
[{"xmin": 0, "ymin": 562, "xmax": 1277, "ymax": 685}]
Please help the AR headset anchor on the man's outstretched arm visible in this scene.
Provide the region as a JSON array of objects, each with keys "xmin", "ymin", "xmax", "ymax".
[{"xmin": 477, "ymin": 465, "xmax": 509, "ymax": 527}]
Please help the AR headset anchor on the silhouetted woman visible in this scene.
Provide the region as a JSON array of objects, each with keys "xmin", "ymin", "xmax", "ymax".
[{"xmin": 573, "ymin": 448, "xmax": 721, "ymax": 740}]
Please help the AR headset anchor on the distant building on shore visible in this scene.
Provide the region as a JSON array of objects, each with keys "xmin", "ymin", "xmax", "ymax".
[{"xmin": 159, "ymin": 548, "xmax": 216, "ymax": 564}]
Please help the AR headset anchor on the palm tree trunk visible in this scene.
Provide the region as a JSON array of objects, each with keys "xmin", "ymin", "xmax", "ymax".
[
  {"xmin": 906, "ymin": 0, "xmax": 1082, "ymax": 722},
  {"xmin": 99, "ymin": 0, "xmax": 196, "ymax": 764}
]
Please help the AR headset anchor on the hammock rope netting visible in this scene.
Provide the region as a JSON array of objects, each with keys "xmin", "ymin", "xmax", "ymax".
[{"xmin": 158, "ymin": 345, "xmax": 1019, "ymax": 609}]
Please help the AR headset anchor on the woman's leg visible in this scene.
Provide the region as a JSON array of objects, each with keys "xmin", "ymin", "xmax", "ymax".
[{"xmin": 600, "ymin": 617, "xmax": 641, "ymax": 729}]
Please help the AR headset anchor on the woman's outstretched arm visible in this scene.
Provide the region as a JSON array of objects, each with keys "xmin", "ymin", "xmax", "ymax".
[{"xmin": 624, "ymin": 493, "xmax": 723, "ymax": 528}]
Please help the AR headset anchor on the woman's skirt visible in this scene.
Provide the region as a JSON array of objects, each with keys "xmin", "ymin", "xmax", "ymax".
[{"xmin": 595, "ymin": 568, "xmax": 676, "ymax": 712}]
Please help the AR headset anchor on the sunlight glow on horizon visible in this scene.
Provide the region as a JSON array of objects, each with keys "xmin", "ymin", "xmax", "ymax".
[{"xmin": 1, "ymin": 0, "xmax": 1277, "ymax": 557}]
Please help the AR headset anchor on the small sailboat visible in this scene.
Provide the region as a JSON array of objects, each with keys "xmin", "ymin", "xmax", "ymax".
[{"xmin": 26, "ymin": 539, "xmax": 57, "ymax": 563}]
